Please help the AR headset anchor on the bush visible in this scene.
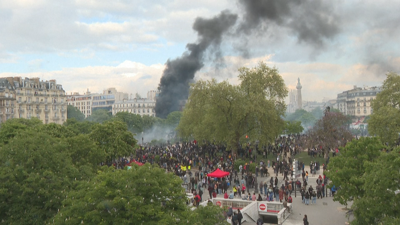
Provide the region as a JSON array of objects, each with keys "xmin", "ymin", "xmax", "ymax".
[
  {"xmin": 248, "ymin": 163, "xmax": 256, "ymax": 173},
  {"xmin": 234, "ymin": 159, "xmax": 246, "ymax": 171}
]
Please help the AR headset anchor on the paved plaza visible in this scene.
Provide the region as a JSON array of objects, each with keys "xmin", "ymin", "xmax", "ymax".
[{"xmin": 198, "ymin": 166, "xmax": 353, "ymax": 225}]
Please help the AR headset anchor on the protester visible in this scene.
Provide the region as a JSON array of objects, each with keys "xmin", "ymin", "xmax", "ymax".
[
  {"xmin": 303, "ymin": 214, "xmax": 309, "ymax": 225},
  {"xmin": 237, "ymin": 209, "xmax": 243, "ymax": 225}
]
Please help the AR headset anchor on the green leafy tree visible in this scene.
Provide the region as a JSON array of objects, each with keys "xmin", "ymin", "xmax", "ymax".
[
  {"xmin": 352, "ymin": 148, "xmax": 400, "ymax": 224},
  {"xmin": 39, "ymin": 123, "xmax": 77, "ymax": 138},
  {"xmin": 284, "ymin": 120, "xmax": 304, "ymax": 134},
  {"xmin": 52, "ymin": 165, "xmax": 189, "ymax": 225},
  {"xmin": 113, "ymin": 111, "xmax": 144, "ymax": 133},
  {"xmin": 306, "ymin": 111, "xmax": 353, "ymax": 157},
  {"xmin": 64, "ymin": 118, "xmax": 96, "ymax": 134},
  {"xmin": 89, "ymin": 121, "xmax": 137, "ymax": 162},
  {"xmin": 165, "ymin": 111, "xmax": 182, "ymax": 127},
  {"xmin": 311, "ymin": 107, "xmax": 324, "ymax": 120},
  {"xmin": 178, "ymin": 62, "xmax": 287, "ymax": 154},
  {"xmin": 286, "ymin": 109, "xmax": 316, "ymax": 127},
  {"xmin": 326, "ymin": 137, "xmax": 383, "ymax": 208},
  {"xmin": 188, "ymin": 205, "xmax": 229, "ymax": 225},
  {"xmin": 0, "ymin": 130, "xmax": 81, "ymax": 224},
  {"xmin": 0, "ymin": 118, "xmax": 42, "ymax": 145},
  {"xmin": 66, "ymin": 134, "xmax": 107, "ymax": 170},
  {"xmin": 86, "ymin": 109, "xmax": 112, "ymax": 123},
  {"xmin": 286, "ymin": 109, "xmax": 308, "ymax": 121},
  {"xmin": 368, "ymin": 72, "xmax": 400, "ymax": 144},
  {"xmin": 299, "ymin": 112, "xmax": 316, "ymax": 126},
  {"xmin": 67, "ymin": 105, "xmax": 85, "ymax": 122},
  {"xmin": 142, "ymin": 114, "xmax": 157, "ymax": 132}
]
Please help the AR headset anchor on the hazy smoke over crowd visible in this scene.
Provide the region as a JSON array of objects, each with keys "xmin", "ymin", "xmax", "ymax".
[{"xmin": 155, "ymin": 0, "xmax": 340, "ymax": 118}]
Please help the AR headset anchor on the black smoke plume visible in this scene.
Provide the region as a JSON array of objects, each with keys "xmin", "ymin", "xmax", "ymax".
[
  {"xmin": 156, "ymin": 0, "xmax": 341, "ymax": 118},
  {"xmin": 237, "ymin": 0, "xmax": 340, "ymax": 50},
  {"xmin": 155, "ymin": 11, "xmax": 237, "ymax": 118}
]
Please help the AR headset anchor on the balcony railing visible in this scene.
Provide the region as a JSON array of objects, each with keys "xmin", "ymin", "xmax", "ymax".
[
  {"xmin": 0, "ymin": 96, "xmax": 16, "ymax": 100},
  {"xmin": 52, "ymin": 117, "xmax": 60, "ymax": 121},
  {"xmin": 18, "ymin": 109, "xmax": 24, "ymax": 113}
]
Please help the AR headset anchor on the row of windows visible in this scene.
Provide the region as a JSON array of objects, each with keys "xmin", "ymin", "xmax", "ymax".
[
  {"xmin": 93, "ymin": 95, "xmax": 114, "ymax": 100},
  {"xmin": 114, "ymin": 109, "xmax": 155, "ymax": 114},
  {"xmin": 114, "ymin": 103, "xmax": 155, "ymax": 108},
  {"xmin": 92, "ymin": 101, "xmax": 114, "ymax": 106},
  {"xmin": 73, "ymin": 102, "xmax": 91, "ymax": 106},
  {"xmin": 349, "ymin": 91, "xmax": 379, "ymax": 97}
]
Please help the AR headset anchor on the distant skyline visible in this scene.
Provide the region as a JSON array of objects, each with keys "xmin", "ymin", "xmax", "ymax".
[{"xmin": 1, "ymin": 0, "xmax": 399, "ymax": 102}]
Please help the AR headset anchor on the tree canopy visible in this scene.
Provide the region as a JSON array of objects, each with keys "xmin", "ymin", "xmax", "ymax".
[
  {"xmin": 178, "ymin": 62, "xmax": 288, "ymax": 153},
  {"xmin": 283, "ymin": 120, "xmax": 304, "ymax": 134},
  {"xmin": 0, "ymin": 117, "xmax": 227, "ymax": 224},
  {"xmin": 326, "ymin": 137, "xmax": 383, "ymax": 207},
  {"xmin": 306, "ymin": 111, "xmax": 353, "ymax": 156},
  {"xmin": 67, "ymin": 105, "xmax": 85, "ymax": 122},
  {"xmin": 368, "ymin": 72, "xmax": 400, "ymax": 145},
  {"xmin": 89, "ymin": 121, "xmax": 137, "ymax": 162},
  {"xmin": 327, "ymin": 137, "xmax": 400, "ymax": 224},
  {"xmin": 0, "ymin": 128, "xmax": 82, "ymax": 224},
  {"xmin": 354, "ymin": 148, "xmax": 400, "ymax": 224},
  {"xmin": 53, "ymin": 165, "xmax": 188, "ymax": 225},
  {"xmin": 286, "ymin": 109, "xmax": 316, "ymax": 128},
  {"xmin": 87, "ymin": 109, "xmax": 112, "ymax": 123}
]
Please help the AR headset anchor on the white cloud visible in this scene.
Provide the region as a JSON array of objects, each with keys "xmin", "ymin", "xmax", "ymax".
[
  {"xmin": 0, "ymin": 0, "xmax": 231, "ymax": 54},
  {"xmin": 0, "ymin": 61, "xmax": 165, "ymax": 96}
]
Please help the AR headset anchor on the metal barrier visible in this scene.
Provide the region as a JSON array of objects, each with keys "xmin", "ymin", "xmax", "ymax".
[{"xmin": 196, "ymin": 198, "xmax": 292, "ymax": 224}]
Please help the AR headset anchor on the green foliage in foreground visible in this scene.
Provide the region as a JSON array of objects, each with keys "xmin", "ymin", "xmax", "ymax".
[
  {"xmin": 327, "ymin": 137, "xmax": 400, "ymax": 224},
  {"xmin": 53, "ymin": 165, "xmax": 187, "ymax": 225},
  {"xmin": 53, "ymin": 165, "xmax": 229, "ymax": 225},
  {"xmin": 368, "ymin": 72, "xmax": 400, "ymax": 145},
  {"xmin": 0, "ymin": 118, "xmax": 228, "ymax": 224}
]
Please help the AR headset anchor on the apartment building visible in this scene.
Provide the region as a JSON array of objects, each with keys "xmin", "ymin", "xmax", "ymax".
[
  {"xmin": 112, "ymin": 98, "xmax": 156, "ymax": 117},
  {"xmin": 66, "ymin": 90, "xmax": 93, "ymax": 118},
  {"xmin": 91, "ymin": 87, "xmax": 128, "ymax": 112},
  {"xmin": 337, "ymin": 85, "xmax": 382, "ymax": 117},
  {"xmin": 67, "ymin": 87, "xmax": 128, "ymax": 117},
  {"xmin": 0, "ymin": 77, "xmax": 67, "ymax": 124}
]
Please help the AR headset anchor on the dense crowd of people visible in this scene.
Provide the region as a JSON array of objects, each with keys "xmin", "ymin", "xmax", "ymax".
[{"xmin": 109, "ymin": 134, "xmax": 335, "ymax": 224}]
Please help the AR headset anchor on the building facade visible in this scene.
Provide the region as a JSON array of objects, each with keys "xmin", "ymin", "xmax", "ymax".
[
  {"xmin": 147, "ymin": 90, "xmax": 158, "ymax": 101},
  {"xmin": 67, "ymin": 87, "xmax": 129, "ymax": 117},
  {"xmin": 337, "ymin": 85, "xmax": 382, "ymax": 117},
  {"xmin": 0, "ymin": 77, "xmax": 67, "ymax": 124},
  {"xmin": 66, "ymin": 90, "xmax": 93, "ymax": 118},
  {"xmin": 91, "ymin": 88, "xmax": 128, "ymax": 112},
  {"xmin": 112, "ymin": 98, "xmax": 156, "ymax": 117}
]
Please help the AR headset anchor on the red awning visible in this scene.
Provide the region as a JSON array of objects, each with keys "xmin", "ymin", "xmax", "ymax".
[{"xmin": 207, "ymin": 168, "xmax": 230, "ymax": 178}]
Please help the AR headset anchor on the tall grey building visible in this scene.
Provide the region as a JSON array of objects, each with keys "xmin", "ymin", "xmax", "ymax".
[{"xmin": 296, "ymin": 78, "xmax": 302, "ymax": 109}]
